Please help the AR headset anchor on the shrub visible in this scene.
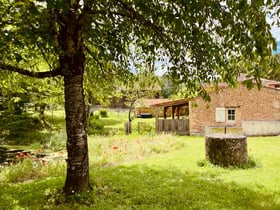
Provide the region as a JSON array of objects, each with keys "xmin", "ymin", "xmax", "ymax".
[
  {"xmin": 88, "ymin": 119, "xmax": 105, "ymax": 135},
  {"xmin": 138, "ymin": 122, "xmax": 153, "ymax": 134},
  {"xmin": 99, "ymin": 109, "xmax": 108, "ymax": 118},
  {"xmin": 0, "ymin": 111, "xmax": 47, "ymax": 145},
  {"xmin": 42, "ymin": 133, "xmax": 66, "ymax": 152},
  {"xmin": 197, "ymin": 156, "xmax": 261, "ymax": 169},
  {"xmin": 88, "ymin": 125, "xmax": 104, "ymax": 135},
  {"xmin": 90, "ymin": 113, "xmax": 99, "ymax": 120}
]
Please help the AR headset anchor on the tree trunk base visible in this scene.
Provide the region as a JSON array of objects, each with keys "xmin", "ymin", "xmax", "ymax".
[
  {"xmin": 125, "ymin": 122, "xmax": 132, "ymax": 134},
  {"xmin": 205, "ymin": 134, "xmax": 248, "ymax": 167}
]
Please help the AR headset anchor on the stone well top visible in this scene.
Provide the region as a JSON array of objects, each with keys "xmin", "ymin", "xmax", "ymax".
[{"xmin": 205, "ymin": 134, "xmax": 246, "ymax": 139}]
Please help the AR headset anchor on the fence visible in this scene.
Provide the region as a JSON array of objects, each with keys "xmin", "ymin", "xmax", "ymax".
[{"xmin": 156, "ymin": 119, "xmax": 189, "ymax": 134}]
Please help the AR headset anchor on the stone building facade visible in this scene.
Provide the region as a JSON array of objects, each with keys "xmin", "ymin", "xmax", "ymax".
[{"xmin": 189, "ymin": 80, "xmax": 280, "ymax": 136}]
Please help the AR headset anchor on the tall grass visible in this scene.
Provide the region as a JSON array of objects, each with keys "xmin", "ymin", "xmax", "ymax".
[
  {"xmin": 1, "ymin": 136, "xmax": 280, "ymax": 209},
  {"xmin": 88, "ymin": 134, "xmax": 186, "ymax": 167},
  {"xmin": 0, "ymin": 158, "xmax": 65, "ymax": 183}
]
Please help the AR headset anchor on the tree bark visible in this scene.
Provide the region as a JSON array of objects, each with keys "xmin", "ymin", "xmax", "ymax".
[
  {"xmin": 63, "ymin": 73, "xmax": 91, "ymax": 194},
  {"xmin": 59, "ymin": 7, "xmax": 91, "ymax": 194}
]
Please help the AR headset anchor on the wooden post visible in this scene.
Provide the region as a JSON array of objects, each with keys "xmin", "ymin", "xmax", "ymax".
[
  {"xmin": 124, "ymin": 122, "xmax": 132, "ymax": 134},
  {"xmin": 155, "ymin": 107, "xmax": 159, "ymax": 133}
]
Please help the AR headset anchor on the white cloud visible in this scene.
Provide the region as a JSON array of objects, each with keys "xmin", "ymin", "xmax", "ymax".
[
  {"xmin": 271, "ymin": 25, "xmax": 280, "ymax": 41},
  {"xmin": 267, "ymin": 15, "xmax": 280, "ymax": 41}
]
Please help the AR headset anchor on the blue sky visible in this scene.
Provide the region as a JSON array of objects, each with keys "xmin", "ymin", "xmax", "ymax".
[
  {"xmin": 273, "ymin": 41, "xmax": 280, "ymax": 54},
  {"xmin": 270, "ymin": 21, "xmax": 280, "ymax": 54},
  {"xmin": 271, "ymin": 24, "xmax": 280, "ymax": 41}
]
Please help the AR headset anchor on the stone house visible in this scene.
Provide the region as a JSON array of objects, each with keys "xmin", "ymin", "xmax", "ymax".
[{"xmin": 153, "ymin": 75, "xmax": 280, "ymax": 136}]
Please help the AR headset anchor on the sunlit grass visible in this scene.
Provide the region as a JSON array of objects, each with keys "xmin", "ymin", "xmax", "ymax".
[
  {"xmin": 1, "ymin": 135, "xmax": 280, "ymax": 209},
  {"xmin": 1, "ymin": 108, "xmax": 280, "ymax": 209},
  {"xmin": 88, "ymin": 134, "xmax": 186, "ymax": 167}
]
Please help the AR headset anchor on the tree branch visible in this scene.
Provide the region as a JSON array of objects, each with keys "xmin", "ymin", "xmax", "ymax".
[
  {"xmin": 79, "ymin": 0, "xmax": 95, "ymax": 27},
  {"xmin": 84, "ymin": 45, "xmax": 104, "ymax": 72},
  {"xmin": 0, "ymin": 63, "xmax": 62, "ymax": 78},
  {"xmin": 115, "ymin": 0, "xmax": 166, "ymax": 38},
  {"xmin": 36, "ymin": 42, "xmax": 54, "ymax": 70},
  {"xmin": 85, "ymin": 1, "xmax": 167, "ymax": 39}
]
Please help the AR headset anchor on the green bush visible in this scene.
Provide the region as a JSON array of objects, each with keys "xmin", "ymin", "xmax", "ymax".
[
  {"xmin": 88, "ymin": 121, "xmax": 105, "ymax": 135},
  {"xmin": 99, "ymin": 109, "xmax": 108, "ymax": 118},
  {"xmin": 138, "ymin": 122, "xmax": 153, "ymax": 134},
  {"xmin": 0, "ymin": 111, "xmax": 47, "ymax": 145},
  {"xmin": 196, "ymin": 156, "xmax": 261, "ymax": 169},
  {"xmin": 88, "ymin": 113, "xmax": 121, "ymax": 136},
  {"xmin": 42, "ymin": 133, "xmax": 66, "ymax": 152},
  {"xmin": 90, "ymin": 112, "xmax": 99, "ymax": 120}
]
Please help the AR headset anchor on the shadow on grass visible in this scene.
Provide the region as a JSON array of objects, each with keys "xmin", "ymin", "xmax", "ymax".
[
  {"xmin": 1, "ymin": 165, "xmax": 280, "ymax": 209},
  {"xmin": 90, "ymin": 166, "xmax": 280, "ymax": 209}
]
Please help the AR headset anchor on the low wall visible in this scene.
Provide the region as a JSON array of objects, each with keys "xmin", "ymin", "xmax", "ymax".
[
  {"xmin": 205, "ymin": 126, "xmax": 243, "ymax": 135},
  {"xmin": 242, "ymin": 121, "xmax": 280, "ymax": 136}
]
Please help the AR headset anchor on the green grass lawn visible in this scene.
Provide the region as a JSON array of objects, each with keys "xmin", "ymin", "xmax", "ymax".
[
  {"xmin": 89, "ymin": 109, "xmax": 156, "ymax": 135},
  {"xmin": 1, "ymin": 135, "xmax": 280, "ymax": 209}
]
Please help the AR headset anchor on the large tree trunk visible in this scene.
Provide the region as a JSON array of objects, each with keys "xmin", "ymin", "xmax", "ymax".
[
  {"xmin": 59, "ymin": 7, "xmax": 91, "ymax": 194},
  {"xmin": 63, "ymin": 73, "xmax": 91, "ymax": 194}
]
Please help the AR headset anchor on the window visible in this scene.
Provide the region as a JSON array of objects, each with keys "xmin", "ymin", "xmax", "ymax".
[
  {"xmin": 227, "ymin": 109, "xmax": 235, "ymax": 121},
  {"xmin": 215, "ymin": 107, "xmax": 236, "ymax": 122}
]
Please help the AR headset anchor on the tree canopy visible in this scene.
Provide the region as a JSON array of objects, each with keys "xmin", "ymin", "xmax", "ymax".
[
  {"xmin": 0, "ymin": 1, "xmax": 276, "ymax": 84},
  {"xmin": 0, "ymin": 0, "xmax": 277, "ymax": 194}
]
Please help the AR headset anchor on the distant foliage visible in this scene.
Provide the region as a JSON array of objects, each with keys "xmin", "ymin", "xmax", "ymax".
[
  {"xmin": 90, "ymin": 113, "xmax": 99, "ymax": 120},
  {"xmin": 138, "ymin": 122, "xmax": 153, "ymax": 134},
  {"xmin": 88, "ymin": 120, "xmax": 105, "ymax": 135},
  {"xmin": 0, "ymin": 111, "xmax": 47, "ymax": 145},
  {"xmin": 99, "ymin": 109, "xmax": 108, "ymax": 118},
  {"xmin": 43, "ymin": 133, "xmax": 66, "ymax": 152}
]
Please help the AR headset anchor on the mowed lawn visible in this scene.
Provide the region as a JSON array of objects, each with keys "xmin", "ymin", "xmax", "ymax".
[
  {"xmin": 90, "ymin": 136, "xmax": 280, "ymax": 209},
  {"xmin": 1, "ymin": 135, "xmax": 280, "ymax": 209}
]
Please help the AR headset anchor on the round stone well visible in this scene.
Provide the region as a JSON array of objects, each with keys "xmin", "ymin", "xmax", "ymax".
[{"xmin": 205, "ymin": 134, "xmax": 248, "ymax": 167}]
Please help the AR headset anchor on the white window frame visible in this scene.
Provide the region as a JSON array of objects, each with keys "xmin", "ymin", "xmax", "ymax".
[
  {"xmin": 215, "ymin": 107, "xmax": 236, "ymax": 123},
  {"xmin": 227, "ymin": 109, "xmax": 236, "ymax": 122}
]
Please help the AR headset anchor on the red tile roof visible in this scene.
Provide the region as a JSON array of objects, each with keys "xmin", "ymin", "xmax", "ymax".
[
  {"xmin": 135, "ymin": 99, "xmax": 172, "ymax": 107},
  {"xmin": 214, "ymin": 73, "xmax": 280, "ymax": 89}
]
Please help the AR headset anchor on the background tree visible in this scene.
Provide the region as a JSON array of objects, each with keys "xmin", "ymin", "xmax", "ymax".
[
  {"xmin": 120, "ymin": 65, "xmax": 161, "ymax": 124},
  {"xmin": 264, "ymin": 54, "xmax": 280, "ymax": 81},
  {"xmin": 84, "ymin": 56, "xmax": 125, "ymax": 129},
  {"xmin": 0, "ymin": 0, "xmax": 276, "ymax": 194},
  {"xmin": 160, "ymin": 75, "xmax": 178, "ymax": 99}
]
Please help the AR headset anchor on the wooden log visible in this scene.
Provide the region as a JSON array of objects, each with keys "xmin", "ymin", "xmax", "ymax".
[{"xmin": 205, "ymin": 134, "xmax": 248, "ymax": 167}]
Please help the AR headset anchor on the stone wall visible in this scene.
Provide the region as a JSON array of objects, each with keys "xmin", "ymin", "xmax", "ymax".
[
  {"xmin": 242, "ymin": 121, "xmax": 280, "ymax": 136},
  {"xmin": 189, "ymin": 85, "xmax": 280, "ymax": 136}
]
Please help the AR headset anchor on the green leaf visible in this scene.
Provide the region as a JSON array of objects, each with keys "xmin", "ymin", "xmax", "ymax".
[{"xmin": 242, "ymin": 79, "xmax": 254, "ymax": 90}]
